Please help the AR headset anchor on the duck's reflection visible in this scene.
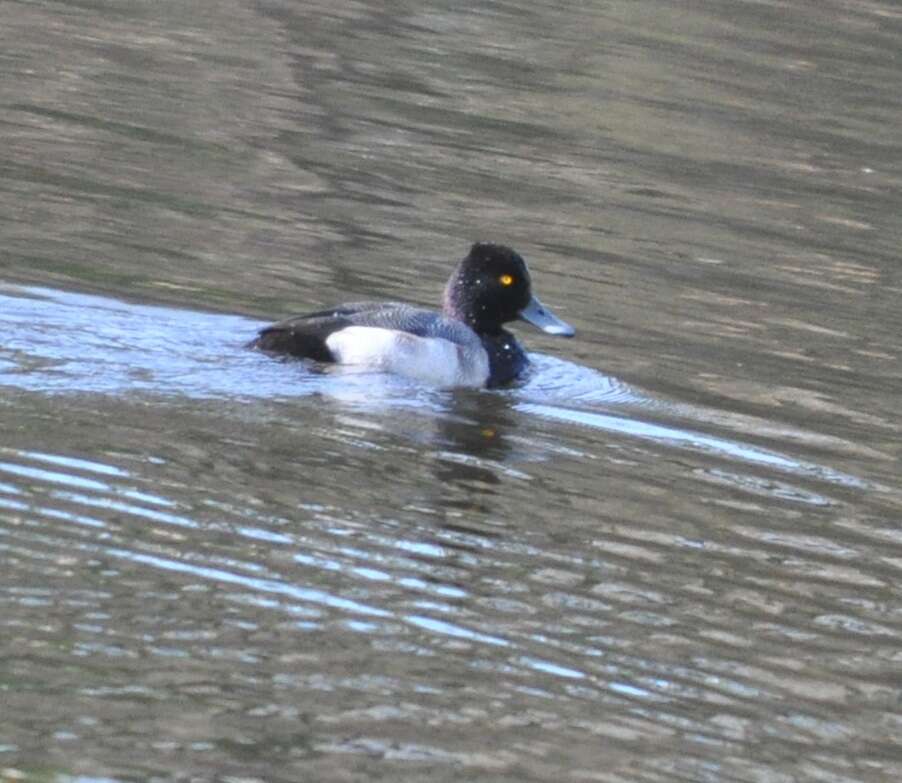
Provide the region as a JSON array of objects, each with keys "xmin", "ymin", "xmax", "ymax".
[{"xmin": 419, "ymin": 391, "xmax": 524, "ymax": 529}]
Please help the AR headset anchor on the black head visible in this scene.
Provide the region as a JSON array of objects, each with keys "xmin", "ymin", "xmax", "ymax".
[
  {"xmin": 443, "ymin": 243, "xmax": 533, "ymax": 333},
  {"xmin": 443, "ymin": 242, "xmax": 574, "ymax": 338}
]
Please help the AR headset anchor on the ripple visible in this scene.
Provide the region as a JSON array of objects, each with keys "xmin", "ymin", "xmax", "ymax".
[
  {"xmin": 0, "ymin": 285, "xmax": 640, "ymax": 410},
  {"xmin": 0, "ymin": 285, "xmax": 301, "ymax": 400},
  {"xmin": 518, "ymin": 353, "xmax": 642, "ymax": 405}
]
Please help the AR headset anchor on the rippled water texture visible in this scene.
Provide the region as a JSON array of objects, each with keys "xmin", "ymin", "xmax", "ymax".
[{"xmin": 2, "ymin": 1, "xmax": 902, "ymax": 782}]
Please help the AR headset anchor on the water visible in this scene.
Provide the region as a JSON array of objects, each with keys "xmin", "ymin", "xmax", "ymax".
[{"xmin": 2, "ymin": 1, "xmax": 902, "ymax": 781}]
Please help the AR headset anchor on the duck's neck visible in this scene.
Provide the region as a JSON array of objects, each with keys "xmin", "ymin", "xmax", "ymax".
[{"xmin": 443, "ymin": 278, "xmax": 500, "ymax": 335}]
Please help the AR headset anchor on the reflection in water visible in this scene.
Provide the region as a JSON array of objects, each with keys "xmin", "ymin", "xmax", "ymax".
[
  {"xmin": 0, "ymin": 283, "xmax": 872, "ymax": 509},
  {"xmin": 0, "ymin": 285, "xmax": 276, "ymax": 399},
  {"xmin": 4, "ymin": 0, "xmax": 902, "ymax": 779},
  {"xmin": 1, "ymin": 285, "xmax": 637, "ymax": 405},
  {"xmin": 517, "ymin": 402, "xmax": 868, "ymax": 493},
  {"xmin": 0, "ymin": 437, "xmax": 600, "ymax": 687},
  {"xmin": 3, "ymin": 326, "xmax": 901, "ymax": 781}
]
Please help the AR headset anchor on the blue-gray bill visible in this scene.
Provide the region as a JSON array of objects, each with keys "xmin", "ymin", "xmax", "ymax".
[{"xmin": 518, "ymin": 296, "xmax": 575, "ymax": 337}]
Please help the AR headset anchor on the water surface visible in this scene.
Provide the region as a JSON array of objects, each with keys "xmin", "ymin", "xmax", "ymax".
[{"xmin": 2, "ymin": 1, "xmax": 902, "ymax": 782}]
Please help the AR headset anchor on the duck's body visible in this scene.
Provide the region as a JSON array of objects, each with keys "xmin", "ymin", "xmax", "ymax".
[{"xmin": 249, "ymin": 243, "xmax": 573, "ymax": 388}]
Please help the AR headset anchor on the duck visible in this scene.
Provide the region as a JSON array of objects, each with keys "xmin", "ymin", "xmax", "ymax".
[{"xmin": 249, "ymin": 242, "xmax": 574, "ymax": 388}]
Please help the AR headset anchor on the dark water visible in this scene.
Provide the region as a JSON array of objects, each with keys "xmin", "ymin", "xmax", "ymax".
[{"xmin": 2, "ymin": 1, "xmax": 902, "ymax": 781}]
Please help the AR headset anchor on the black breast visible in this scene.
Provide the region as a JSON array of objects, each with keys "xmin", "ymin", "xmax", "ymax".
[{"xmin": 481, "ymin": 331, "xmax": 529, "ymax": 388}]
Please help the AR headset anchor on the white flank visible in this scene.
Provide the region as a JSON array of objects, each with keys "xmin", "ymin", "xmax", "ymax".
[{"xmin": 325, "ymin": 326, "xmax": 489, "ymax": 388}]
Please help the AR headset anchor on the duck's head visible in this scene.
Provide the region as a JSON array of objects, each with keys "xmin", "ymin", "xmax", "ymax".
[{"xmin": 443, "ymin": 242, "xmax": 575, "ymax": 337}]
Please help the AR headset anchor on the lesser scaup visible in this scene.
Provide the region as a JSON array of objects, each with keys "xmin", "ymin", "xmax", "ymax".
[{"xmin": 249, "ymin": 242, "xmax": 574, "ymax": 388}]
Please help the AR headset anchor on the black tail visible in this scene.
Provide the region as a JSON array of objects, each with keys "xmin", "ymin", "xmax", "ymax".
[{"xmin": 248, "ymin": 312, "xmax": 354, "ymax": 361}]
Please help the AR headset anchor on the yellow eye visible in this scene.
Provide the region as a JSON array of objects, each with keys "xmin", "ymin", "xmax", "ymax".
[{"xmin": 499, "ymin": 274, "xmax": 514, "ymax": 286}]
